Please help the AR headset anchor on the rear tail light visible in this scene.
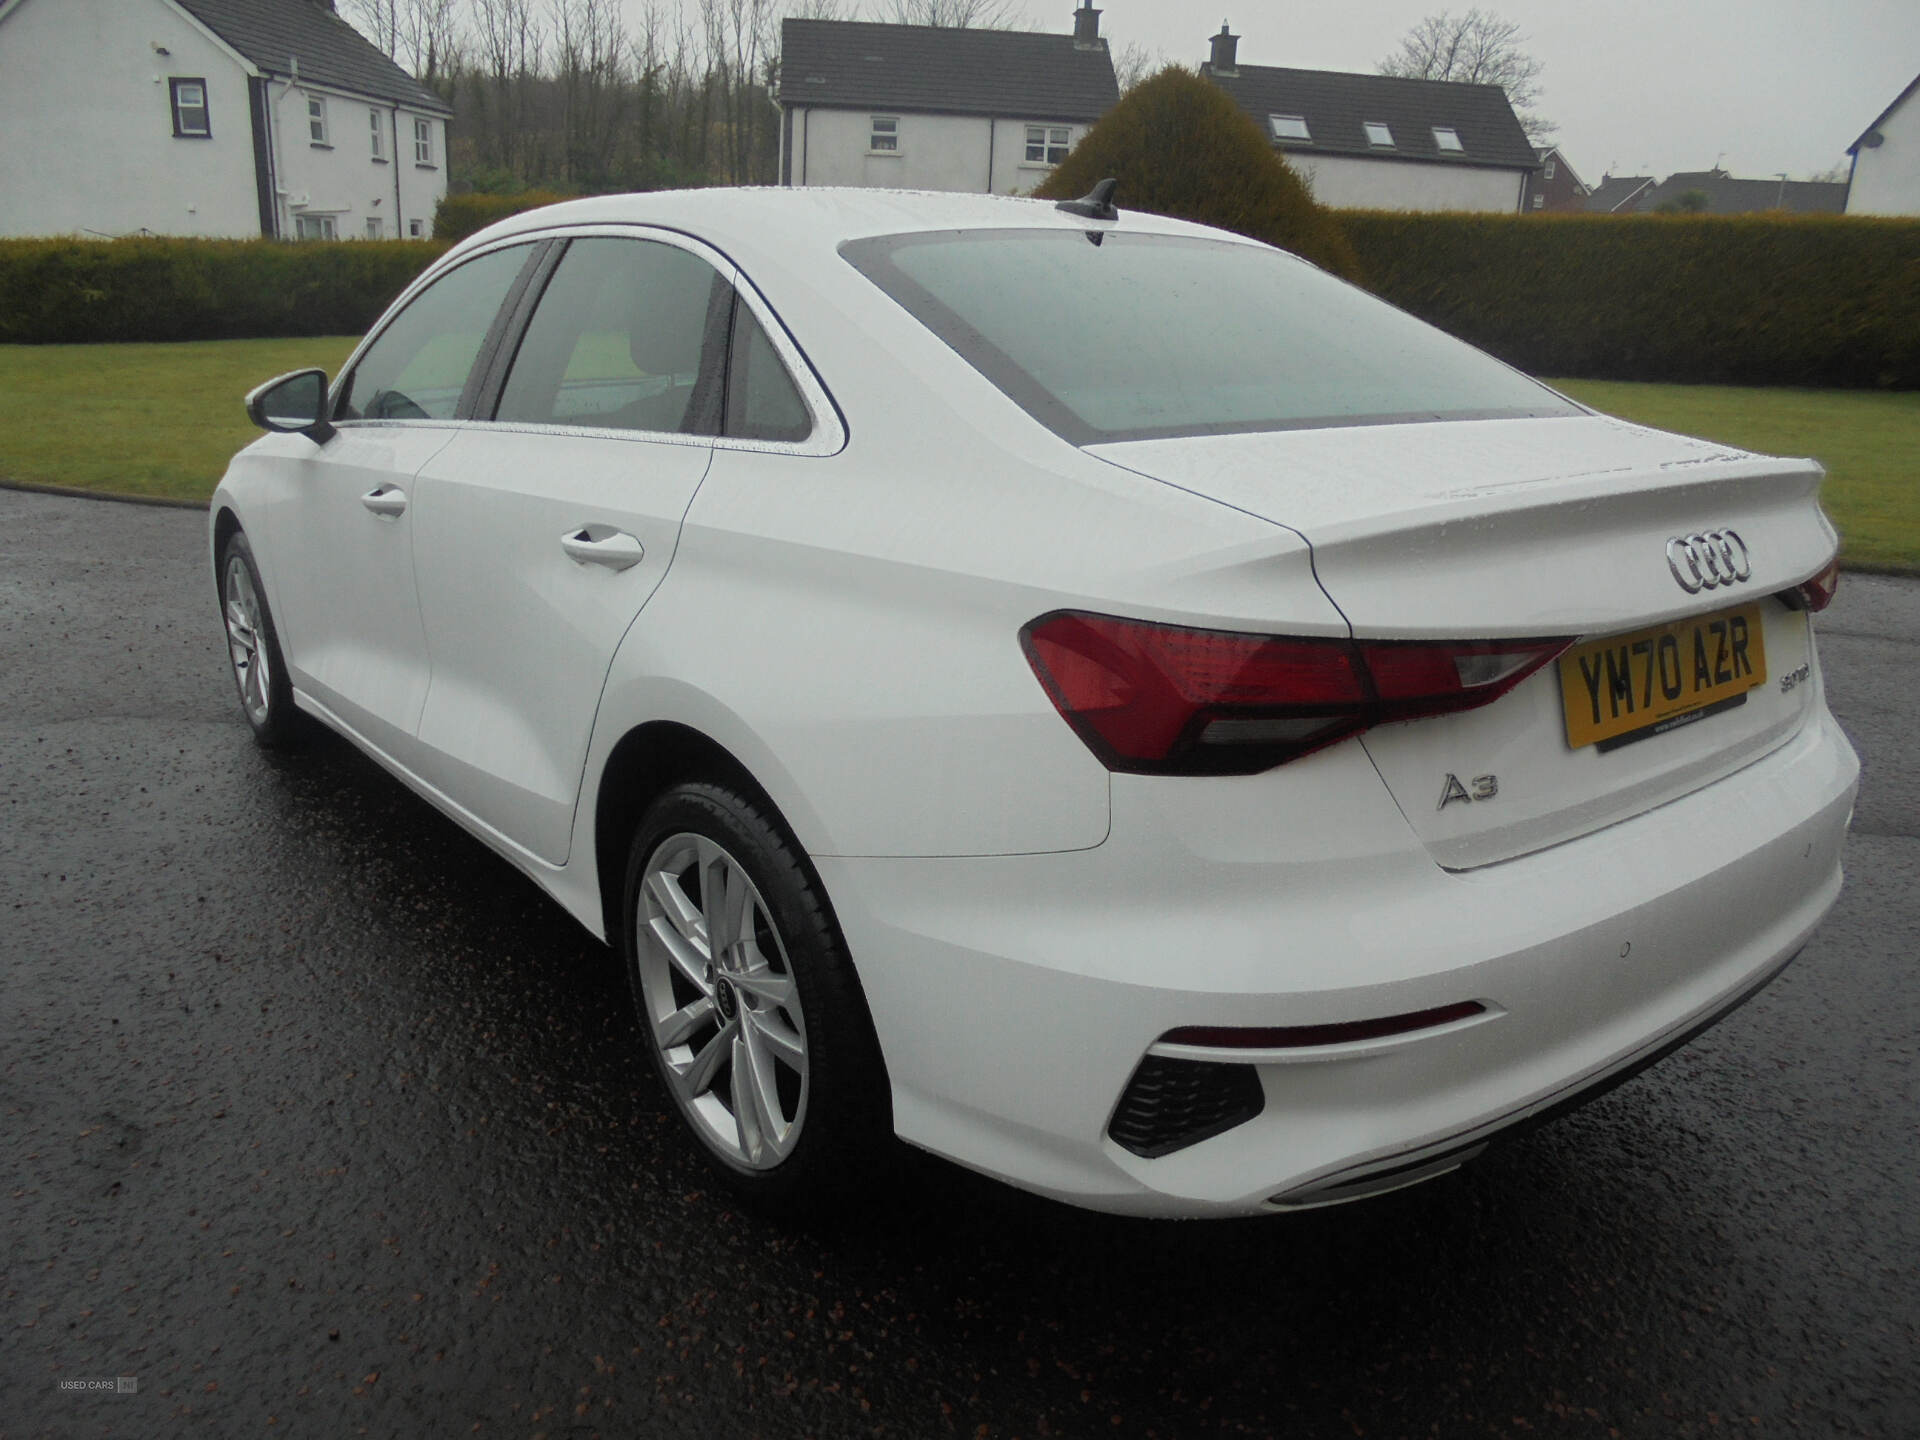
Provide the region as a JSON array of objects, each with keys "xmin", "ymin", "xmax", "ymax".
[
  {"xmin": 1785, "ymin": 556, "xmax": 1841, "ymax": 613},
  {"xmin": 1022, "ymin": 611, "xmax": 1570, "ymax": 775}
]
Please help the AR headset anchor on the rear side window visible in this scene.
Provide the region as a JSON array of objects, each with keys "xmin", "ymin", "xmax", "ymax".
[
  {"xmin": 336, "ymin": 244, "xmax": 531, "ymax": 421},
  {"xmin": 495, "ymin": 237, "xmax": 730, "ymax": 435},
  {"xmin": 840, "ymin": 229, "xmax": 1579, "ymax": 445},
  {"xmin": 724, "ymin": 303, "xmax": 811, "ymax": 444}
]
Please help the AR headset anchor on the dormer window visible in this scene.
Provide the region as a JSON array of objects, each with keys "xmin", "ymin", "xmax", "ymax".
[
  {"xmin": 869, "ymin": 116, "xmax": 899, "ymax": 153},
  {"xmin": 1363, "ymin": 121, "xmax": 1395, "ymax": 147},
  {"xmin": 1432, "ymin": 126, "xmax": 1463, "ymax": 152},
  {"xmin": 1269, "ymin": 114, "xmax": 1311, "ymax": 142}
]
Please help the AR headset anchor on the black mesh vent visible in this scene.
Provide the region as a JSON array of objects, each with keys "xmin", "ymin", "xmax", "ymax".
[{"xmin": 1108, "ymin": 1055, "xmax": 1265, "ymax": 1158}]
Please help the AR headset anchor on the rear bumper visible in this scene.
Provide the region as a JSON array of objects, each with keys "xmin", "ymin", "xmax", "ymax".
[{"xmin": 817, "ymin": 706, "xmax": 1859, "ymax": 1217}]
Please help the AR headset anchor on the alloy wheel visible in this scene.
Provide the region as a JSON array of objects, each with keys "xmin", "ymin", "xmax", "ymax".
[
  {"xmin": 224, "ymin": 554, "xmax": 272, "ymax": 727},
  {"xmin": 637, "ymin": 832, "xmax": 810, "ymax": 1169}
]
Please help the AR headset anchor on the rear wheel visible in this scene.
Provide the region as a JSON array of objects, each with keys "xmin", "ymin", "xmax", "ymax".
[
  {"xmin": 220, "ymin": 531, "xmax": 300, "ymax": 749},
  {"xmin": 624, "ymin": 782, "xmax": 886, "ymax": 1203}
]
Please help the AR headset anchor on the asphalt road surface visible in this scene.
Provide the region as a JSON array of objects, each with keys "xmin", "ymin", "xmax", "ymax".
[{"xmin": 4, "ymin": 486, "xmax": 1915, "ymax": 1439}]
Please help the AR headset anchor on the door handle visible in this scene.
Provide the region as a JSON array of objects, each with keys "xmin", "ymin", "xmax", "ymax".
[
  {"xmin": 361, "ymin": 485, "xmax": 408, "ymax": 518},
  {"xmin": 560, "ymin": 526, "xmax": 645, "ymax": 572}
]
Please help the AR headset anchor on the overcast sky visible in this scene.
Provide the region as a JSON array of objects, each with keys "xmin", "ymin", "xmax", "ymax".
[{"xmin": 695, "ymin": 0, "xmax": 1920, "ymax": 185}]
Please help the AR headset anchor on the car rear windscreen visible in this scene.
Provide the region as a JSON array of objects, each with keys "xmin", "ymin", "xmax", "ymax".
[{"xmin": 840, "ymin": 229, "xmax": 1581, "ymax": 445}]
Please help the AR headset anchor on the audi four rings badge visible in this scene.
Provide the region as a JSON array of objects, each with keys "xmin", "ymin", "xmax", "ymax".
[{"xmin": 1666, "ymin": 530, "xmax": 1752, "ymax": 594}]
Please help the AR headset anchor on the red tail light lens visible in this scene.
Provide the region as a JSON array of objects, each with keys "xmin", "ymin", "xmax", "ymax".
[
  {"xmin": 1022, "ymin": 611, "xmax": 1570, "ymax": 775},
  {"xmin": 1789, "ymin": 557, "xmax": 1841, "ymax": 613}
]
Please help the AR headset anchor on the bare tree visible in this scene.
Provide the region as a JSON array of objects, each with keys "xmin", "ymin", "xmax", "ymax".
[
  {"xmin": 1378, "ymin": 9, "xmax": 1553, "ymax": 141},
  {"xmin": 1111, "ymin": 41, "xmax": 1164, "ymax": 95},
  {"xmin": 551, "ymin": 0, "xmax": 628, "ymax": 184},
  {"xmin": 878, "ymin": 0, "xmax": 1025, "ymax": 27},
  {"xmin": 345, "ymin": 0, "xmax": 463, "ymax": 81}
]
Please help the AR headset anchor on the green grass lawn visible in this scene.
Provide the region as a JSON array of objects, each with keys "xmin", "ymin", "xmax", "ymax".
[
  {"xmin": 1549, "ymin": 380, "xmax": 1919, "ymax": 574},
  {"xmin": 0, "ymin": 337, "xmax": 358, "ymax": 502},
  {"xmin": 1, "ymin": 340, "xmax": 1913, "ymax": 573}
]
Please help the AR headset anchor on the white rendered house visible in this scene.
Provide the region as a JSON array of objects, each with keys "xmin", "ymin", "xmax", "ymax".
[
  {"xmin": 1847, "ymin": 73, "xmax": 1920, "ymax": 215},
  {"xmin": 777, "ymin": 5, "xmax": 1118, "ymax": 196},
  {"xmin": 0, "ymin": 0, "xmax": 450, "ymax": 239},
  {"xmin": 1202, "ymin": 24, "xmax": 1538, "ymax": 213}
]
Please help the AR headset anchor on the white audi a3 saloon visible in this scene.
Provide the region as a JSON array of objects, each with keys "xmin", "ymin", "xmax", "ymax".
[{"xmin": 212, "ymin": 187, "xmax": 1858, "ymax": 1216}]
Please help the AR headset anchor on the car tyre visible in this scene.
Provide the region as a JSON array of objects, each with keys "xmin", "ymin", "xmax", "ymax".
[
  {"xmin": 624, "ymin": 781, "xmax": 888, "ymax": 1206},
  {"xmin": 220, "ymin": 530, "xmax": 301, "ymax": 750}
]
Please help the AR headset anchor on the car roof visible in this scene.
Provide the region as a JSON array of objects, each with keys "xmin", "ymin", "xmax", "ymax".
[{"xmin": 446, "ymin": 186, "xmax": 1242, "ymax": 266}]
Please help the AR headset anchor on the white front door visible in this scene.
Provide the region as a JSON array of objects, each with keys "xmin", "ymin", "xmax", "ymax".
[{"xmin": 272, "ymin": 242, "xmax": 537, "ymax": 758}]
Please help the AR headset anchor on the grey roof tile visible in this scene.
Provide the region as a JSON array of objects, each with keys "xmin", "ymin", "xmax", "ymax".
[
  {"xmin": 175, "ymin": 0, "xmax": 449, "ymax": 113},
  {"xmin": 779, "ymin": 18, "xmax": 1117, "ymax": 122},
  {"xmin": 1205, "ymin": 62, "xmax": 1537, "ymax": 170},
  {"xmin": 1642, "ymin": 171, "xmax": 1848, "ymax": 215},
  {"xmin": 1587, "ymin": 176, "xmax": 1655, "ymax": 212}
]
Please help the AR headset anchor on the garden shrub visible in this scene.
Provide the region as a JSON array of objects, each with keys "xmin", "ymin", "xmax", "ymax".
[
  {"xmin": 433, "ymin": 190, "xmax": 574, "ymax": 244},
  {"xmin": 1033, "ymin": 67, "xmax": 1362, "ymax": 282},
  {"xmin": 1342, "ymin": 211, "xmax": 1920, "ymax": 389},
  {"xmin": 0, "ymin": 237, "xmax": 444, "ymax": 344}
]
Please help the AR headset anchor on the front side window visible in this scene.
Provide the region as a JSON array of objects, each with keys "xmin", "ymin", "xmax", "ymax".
[
  {"xmin": 495, "ymin": 238, "xmax": 729, "ymax": 435},
  {"xmin": 366, "ymin": 215, "xmax": 383, "ymax": 239},
  {"xmin": 842, "ymin": 229, "xmax": 1580, "ymax": 445},
  {"xmin": 413, "ymin": 117, "xmax": 433, "ymax": 165},
  {"xmin": 170, "ymin": 78, "xmax": 210, "ymax": 138},
  {"xmin": 1544, "ymin": 159, "xmax": 1557, "ymax": 179},
  {"xmin": 869, "ymin": 116, "xmax": 898, "ymax": 152},
  {"xmin": 307, "ymin": 94, "xmax": 329, "ymax": 145},
  {"xmin": 294, "ymin": 213, "xmax": 337, "ymax": 241},
  {"xmin": 1025, "ymin": 125, "xmax": 1071, "ymax": 164},
  {"xmin": 336, "ymin": 244, "xmax": 532, "ymax": 421},
  {"xmin": 370, "ymin": 108, "xmax": 385, "ymax": 159}
]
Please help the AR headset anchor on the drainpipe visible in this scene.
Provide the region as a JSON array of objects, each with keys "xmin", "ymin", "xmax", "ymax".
[
  {"xmin": 987, "ymin": 116, "xmax": 996, "ymax": 193},
  {"xmin": 271, "ymin": 57, "xmax": 300, "ymax": 236},
  {"xmin": 392, "ymin": 107, "xmax": 405, "ymax": 235}
]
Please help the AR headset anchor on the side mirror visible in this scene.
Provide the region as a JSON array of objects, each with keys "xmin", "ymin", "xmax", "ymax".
[{"xmin": 245, "ymin": 368, "xmax": 336, "ymax": 443}]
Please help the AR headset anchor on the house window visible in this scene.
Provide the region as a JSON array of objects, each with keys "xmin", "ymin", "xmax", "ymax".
[
  {"xmin": 370, "ymin": 109, "xmax": 385, "ymax": 160},
  {"xmin": 408, "ymin": 219, "xmax": 423, "ymax": 238},
  {"xmin": 307, "ymin": 94, "xmax": 329, "ymax": 145},
  {"xmin": 1432, "ymin": 126, "xmax": 1463, "ymax": 152},
  {"xmin": 1363, "ymin": 121, "xmax": 1395, "ymax": 147},
  {"xmin": 1025, "ymin": 125, "xmax": 1071, "ymax": 164},
  {"xmin": 366, "ymin": 216, "xmax": 383, "ymax": 239},
  {"xmin": 1544, "ymin": 159, "xmax": 1556, "ymax": 180},
  {"xmin": 169, "ymin": 78, "xmax": 210, "ymax": 138},
  {"xmin": 869, "ymin": 116, "xmax": 898, "ymax": 153},
  {"xmin": 413, "ymin": 117, "xmax": 434, "ymax": 165},
  {"xmin": 294, "ymin": 214, "xmax": 337, "ymax": 240},
  {"xmin": 1269, "ymin": 114, "xmax": 1310, "ymax": 142},
  {"xmin": 1532, "ymin": 194, "xmax": 1544, "ymax": 209}
]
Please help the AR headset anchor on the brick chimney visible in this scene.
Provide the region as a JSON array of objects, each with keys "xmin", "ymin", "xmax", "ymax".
[
  {"xmin": 1209, "ymin": 22, "xmax": 1239, "ymax": 75},
  {"xmin": 1073, "ymin": 3, "xmax": 1101, "ymax": 46}
]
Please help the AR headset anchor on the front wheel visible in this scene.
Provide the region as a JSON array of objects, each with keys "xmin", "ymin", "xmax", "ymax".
[
  {"xmin": 624, "ymin": 782, "xmax": 888, "ymax": 1204},
  {"xmin": 220, "ymin": 531, "xmax": 300, "ymax": 749}
]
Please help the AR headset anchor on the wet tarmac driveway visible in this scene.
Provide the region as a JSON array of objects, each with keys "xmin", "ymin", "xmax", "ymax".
[{"xmin": 4, "ymin": 488, "xmax": 1916, "ymax": 1438}]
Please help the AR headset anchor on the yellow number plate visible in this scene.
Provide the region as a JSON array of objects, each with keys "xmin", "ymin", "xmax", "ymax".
[{"xmin": 1559, "ymin": 602, "xmax": 1766, "ymax": 751}]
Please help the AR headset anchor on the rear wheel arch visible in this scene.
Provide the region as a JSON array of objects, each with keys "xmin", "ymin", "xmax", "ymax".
[
  {"xmin": 592, "ymin": 723, "xmax": 816, "ymax": 945},
  {"xmin": 592, "ymin": 723, "xmax": 893, "ymax": 1147}
]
